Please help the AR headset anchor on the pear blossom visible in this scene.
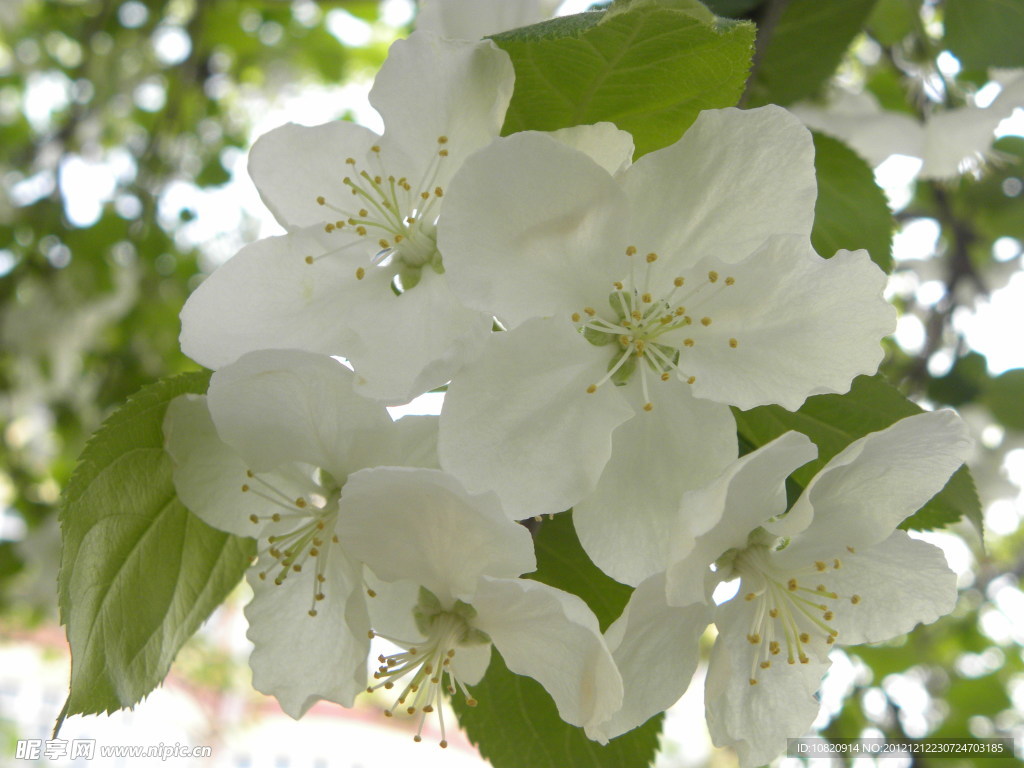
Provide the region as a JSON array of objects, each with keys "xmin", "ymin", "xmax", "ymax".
[
  {"xmin": 436, "ymin": 106, "xmax": 896, "ymax": 586},
  {"xmin": 416, "ymin": 0, "xmax": 563, "ymax": 40},
  {"xmin": 792, "ymin": 72, "xmax": 1024, "ymax": 179},
  {"xmin": 595, "ymin": 410, "xmax": 971, "ymax": 765},
  {"xmin": 163, "ymin": 349, "xmax": 439, "ymax": 717},
  {"xmin": 335, "ymin": 467, "xmax": 624, "ymax": 745},
  {"xmin": 178, "ymin": 32, "xmax": 514, "ymax": 403}
]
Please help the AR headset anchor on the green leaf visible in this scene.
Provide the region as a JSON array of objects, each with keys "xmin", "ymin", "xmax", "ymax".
[
  {"xmin": 56, "ymin": 372, "xmax": 254, "ymax": 732},
  {"xmin": 866, "ymin": 0, "xmax": 921, "ymax": 46},
  {"xmin": 983, "ymin": 368, "xmax": 1024, "ymax": 430},
  {"xmin": 732, "ymin": 375, "xmax": 981, "ymax": 532},
  {"xmin": 944, "ymin": 0, "xmax": 1024, "ymax": 70},
  {"xmin": 745, "ymin": 0, "xmax": 879, "ymax": 106},
  {"xmin": 452, "ymin": 513, "xmax": 657, "ymax": 768},
  {"xmin": 494, "ymin": 0, "xmax": 755, "ymax": 156},
  {"xmin": 811, "ymin": 132, "xmax": 894, "ymax": 272}
]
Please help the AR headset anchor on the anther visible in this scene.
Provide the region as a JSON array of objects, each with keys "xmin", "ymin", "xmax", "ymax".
[
  {"xmin": 701, "ymin": 317, "xmax": 712, "ymax": 326},
  {"xmin": 674, "ymin": 277, "xmax": 685, "ymax": 286},
  {"xmin": 316, "ymin": 196, "xmax": 325, "ymax": 205},
  {"xmin": 788, "ymin": 579, "xmax": 798, "ymax": 591},
  {"xmin": 646, "ymin": 252, "xmax": 657, "ymax": 263},
  {"xmin": 643, "ymin": 402, "xmax": 653, "ymax": 412},
  {"xmin": 625, "ymin": 246, "xmax": 637, "ymax": 256},
  {"xmin": 851, "ymin": 595, "xmax": 861, "ymax": 604},
  {"xmin": 356, "ymin": 267, "xmax": 365, "ymax": 280},
  {"xmin": 760, "ymin": 661, "xmax": 771, "ymax": 669},
  {"xmin": 725, "ymin": 276, "xmax": 735, "ymax": 286},
  {"xmin": 708, "ymin": 271, "xmax": 719, "ymax": 283},
  {"xmin": 586, "ymin": 384, "xmax": 597, "ymax": 394},
  {"xmin": 304, "ymin": 256, "xmax": 314, "ymax": 264},
  {"xmin": 729, "ymin": 338, "xmax": 738, "ymax": 348},
  {"xmin": 684, "ymin": 338, "xmax": 694, "ymax": 347}
]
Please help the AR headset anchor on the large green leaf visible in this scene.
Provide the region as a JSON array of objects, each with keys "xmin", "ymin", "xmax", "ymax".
[
  {"xmin": 452, "ymin": 513, "xmax": 660, "ymax": 768},
  {"xmin": 56, "ymin": 372, "xmax": 254, "ymax": 731},
  {"xmin": 494, "ymin": 0, "xmax": 755, "ymax": 156},
  {"xmin": 732, "ymin": 375, "xmax": 981, "ymax": 532},
  {"xmin": 983, "ymin": 368, "xmax": 1024, "ymax": 431},
  {"xmin": 812, "ymin": 132, "xmax": 894, "ymax": 271},
  {"xmin": 944, "ymin": 0, "xmax": 1024, "ymax": 70},
  {"xmin": 746, "ymin": 0, "xmax": 879, "ymax": 106}
]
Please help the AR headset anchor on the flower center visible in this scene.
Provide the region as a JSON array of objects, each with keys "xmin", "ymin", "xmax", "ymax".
[
  {"xmin": 573, "ymin": 246, "xmax": 738, "ymax": 411},
  {"xmin": 242, "ymin": 467, "xmax": 342, "ymax": 617},
  {"xmin": 307, "ymin": 137, "xmax": 452, "ymax": 291},
  {"xmin": 367, "ymin": 587, "xmax": 489, "ymax": 747},
  {"xmin": 726, "ymin": 541, "xmax": 862, "ymax": 686}
]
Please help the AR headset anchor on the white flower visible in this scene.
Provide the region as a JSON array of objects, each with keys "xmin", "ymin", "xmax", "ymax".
[
  {"xmin": 436, "ymin": 106, "xmax": 896, "ymax": 586},
  {"xmin": 416, "ymin": 0, "xmax": 562, "ymax": 40},
  {"xmin": 178, "ymin": 32, "xmax": 515, "ymax": 403},
  {"xmin": 596, "ymin": 411, "xmax": 971, "ymax": 766},
  {"xmin": 335, "ymin": 467, "xmax": 624, "ymax": 745},
  {"xmin": 792, "ymin": 73, "xmax": 1024, "ymax": 179},
  {"xmin": 163, "ymin": 349, "xmax": 439, "ymax": 717}
]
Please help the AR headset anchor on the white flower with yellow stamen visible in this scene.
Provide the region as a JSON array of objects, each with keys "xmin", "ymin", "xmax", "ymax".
[
  {"xmin": 178, "ymin": 31, "xmax": 514, "ymax": 403},
  {"xmin": 436, "ymin": 105, "xmax": 896, "ymax": 586},
  {"xmin": 163, "ymin": 349, "xmax": 439, "ymax": 717},
  {"xmin": 335, "ymin": 467, "xmax": 624, "ymax": 746},
  {"xmin": 592, "ymin": 410, "xmax": 971, "ymax": 766}
]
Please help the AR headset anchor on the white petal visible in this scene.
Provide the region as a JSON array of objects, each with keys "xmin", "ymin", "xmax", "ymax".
[
  {"xmin": 472, "ymin": 576, "xmax": 624, "ymax": 733},
  {"xmin": 791, "ymin": 530, "xmax": 957, "ymax": 646},
  {"xmin": 546, "ymin": 122, "xmax": 635, "ymax": 176},
  {"xmin": 247, "ymin": 120, "xmax": 380, "ymax": 229},
  {"xmin": 573, "ymin": 379, "xmax": 736, "ymax": 586},
  {"xmin": 164, "ymin": 394, "xmax": 317, "ymax": 537},
  {"xmin": 591, "ymin": 573, "xmax": 711, "ymax": 741},
  {"xmin": 245, "ymin": 553, "xmax": 370, "ymax": 717},
  {"xmin": 416, "ymin": 0, "xmax": 560, "ymax": 39},
  {"xmin": 207, "ymin": 350, "xmax": 392, "ymax": 476},
  {"xmin": 438, "ymin": 132, "xmax": 628, "ymax": 326},
  {"xmin": 621, "ymin": 106, "xmax": 817, "ymax": 270},
  {"xmin": 921, "ymin": 106, "xmax": 1006, "ymax": 179},
  {"xmin": 179, "ymin": 227, "xmax": 361, "ymax": 371},
  {"xmin": 336, "ymin": 468, "xmax": 535, "ymax": 605},
  {"xmin": 364, "ymin": 414, "xmax": 440, "ymax": 470},
  {"xmin": 664, "ymin": 431, "xmax": 817, "ymax": 607},
  {"xmin": 683, "ymin": 239, "xmax": 894, "ymax": 411},
  {"xmin": 371, "ymin": 32, "xmax": 513, "ymax": 188},
  {"xmin": 779, "ymin": 410, "xmax": 971, "ymax": 549},
  {"xmin": 439, "ymin": 317, "xmax": 634, "ymax": 520},
  {"xmin": 705, "ymin": 597, "xmax": 828, "ymax": 768},
  {"xmin": 344, "ymin": 267, "xmax": 493, "ymax": 404}
]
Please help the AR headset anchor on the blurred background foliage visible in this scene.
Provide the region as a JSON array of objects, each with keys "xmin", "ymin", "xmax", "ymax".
[{"xmin": 1, "ymin": 0, "xmax": 1023, "ymax": 766}]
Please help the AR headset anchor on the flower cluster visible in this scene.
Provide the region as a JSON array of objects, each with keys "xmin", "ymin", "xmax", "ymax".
[{"xmin": 164, "ymin": 26, "xmax": 971, "ymax": 767}]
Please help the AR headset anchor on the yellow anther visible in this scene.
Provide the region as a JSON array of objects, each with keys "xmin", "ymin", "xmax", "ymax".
[
  {"xmin": 645, "ymin": 252, "xmax": 658, "ymax": 263},
  {"xmin": 356, "ymin": 226, "xmax": 367, "ymax": 236},
  {"xmin": 823, "ymin": 611, "xmax": 834, "ymax": 621},
  {"xmin": 769, "ymin": 608, "xmax": 779, "ymax": 618},
  {"xmin": 769, "ymin": 641, "xmax": 780, "ymax": 655},
  {"xmin": 248, "ymin": 514, "xmax": 258, "ymax": 523},
  {"xmin": 324, "ymin": 223, "xmax": 335, "ymax": 233},
  {"xmin": 571, "ymin": 312, "xmax": 581, "ymax": 322},
  {"xmin": 708, "ymin": 270, "xmax": 719, "ymax": 283},
  {"xmin": 660, "ymin": 372, "xmax": 670, "ymax": 381},
  {"xmin": 643, "ymin": 402, "xmax": 653, "ymax": 412},
  {"xmin": 847, "ymin": 546, "xmax": 856, "ymax": 553},
  {"xmin": 729, "ymin": 338, "xmax": 738, "ymax": 348},
  {"xmin": 316, "ymin": 195, "xmax": 325, "ymax": 205},
  {"xmin": 356, "ymin": 267, "xmax": 366, "ymax": 280},
  {"xmin": 619, "ymin": 335, "xmax": 630, "ymax": 346},
  {"xmin": 295, "ymin": 498, "xmax": 307, "ymax": 508},
  {"xmin": 345, "ymin": 157, "xmax": 355, "ymax": 165},
  {"xmin": 660, "ymin": 315, "xmax": 672, "ymax": 325},
  {"xmin": 367, "ymin": 588, "xmax": 377, "ymax": 597},
  {"xmin": 799, "ymin": 654, "xmax": 809, "ymax": 664},
  {"xmin": 631, "ymin": 310, "xmax": 642, "ymax": 321},
  {"xmin": 826, "ymin": 635, "xmax": 836, "ymax": 644},
  {"xmin": 626, "ymin": 245, "xmax": 637, "ymax": 256},
  {"xmin": 437, "ymin": 135, "xmax": 448, "ymax": 144},
  {"xmin": 271, "ymin": 513, "xmax": 282, "ymax": 522},
  {"xmin": 309, "ymin": 547, "xmax": 319, "ymax": 557},
  {"xmin": 687, "ymin": 376, "xmax": 696, "ymax": 384},
  {"xmin": 641, "ymin": 292, "xmax": 652, "ymax": 303},
  {"xmin": 584, "ymin": 307, "xmax": 596, "ymax": 316},
  {"xmin": 420, "ymin": 191, "xmax": 430, "ymax": 200},
  {"xmin": 308, "ymin": 609, "xmax": 318, "ymax": 617},
  {"xmin": 851, "ymin": 594, "xmax": 861, "ymax": 605},
  {"xmin": 613, "ymin": 281, "xmax": 624, "ymax": 289},
  {"xmin": 747, "ymin": 633, "xmax": 761, "ymax": 644},
  {"xmin": 674, "ymin": 276, "xmax": 685, "ymax": 287},
  {"xmin": 833, "ymin": 559, "xmax": 842, "ymax": 569},
  {"xmin": 815, "ymin": 561, "xmax": 827, "ymax": 572},
  {"xmin": 684, "ymin": 338, "xmax": 694, "ymax": 347},
  {"xmin": 394, "ymin": 234, "xmax": 403, "ymax": 242},
  {"xmin": 799, "ymin": 632, "xmax": 810, "ymax": 643},
  {"xmin": 586, "ymin": 384, "xmax": 597, "ymax": 394},
  {"xmin": 725, "ymin": 276, "xmax": 735, "ymax": 286},
  {"xmin": 359, "ymin": 208, "xmax": 369, "ymax": 217},
  {"xmin": 336, "ymin": 220, "xmax": 345, "ymax": 228},
  {"xmin": 434, "ymin": 186, "xmax": 444, "ymax": 197},
  {"xmin": 371, "ymin": 144, "xmax": 380, "ymax": 152},
  {"xmin": 241, "ymin": 484, "xmax": 250, "ymax": 492},
  {"xmin": 675, "ymin": 307, "xmax": 686, "ymax": 316},
  {"xmin": 760, "ymin": 661, "xmax": 771, "ymax": 669},
  {"xmin": 788, "ymin": 578, "xmax": 798, "ymax": 591},
  {"xmin": 438, "ymin": 149, "xmax": 449, "ymax": 157},
  {"xmin": 749, "ymin": 678, "xmax": 758, "ymax": 686},
  {"xmin": 701, "ymin": 317, "xmax": 712, "ymax": 326},
  {"xmin": 373, "ymin": 175, "xmax": 382, "ymax": 184},
  {"xmin": 744, "ymin": 592, "xmax": 756, "ymax": 602}
]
